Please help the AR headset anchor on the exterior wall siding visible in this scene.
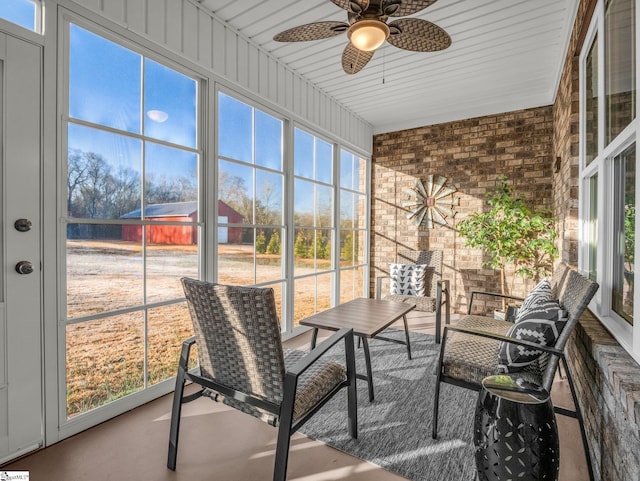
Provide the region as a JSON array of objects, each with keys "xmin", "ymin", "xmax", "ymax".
[{"xmin": 67, "ymin": 0, "xmax": 373, "ymax": 153}]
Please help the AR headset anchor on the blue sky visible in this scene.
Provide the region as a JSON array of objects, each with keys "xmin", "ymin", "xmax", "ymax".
[
  {"xmin": 68, "ymin": 24, "xmax": 197, "ymax": 183},
  {"xmin": 0, "ymin": 0, "xmax": 35, "ymax": 31}
]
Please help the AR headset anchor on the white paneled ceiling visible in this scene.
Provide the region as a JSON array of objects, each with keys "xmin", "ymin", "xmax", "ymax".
[{"xmin": 198, "ymin": 0, "xmax": 579, "ymax": 134}]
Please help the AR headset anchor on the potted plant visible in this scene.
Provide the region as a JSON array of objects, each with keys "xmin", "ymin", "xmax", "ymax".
[{"xmin": 457, "ymin": 177, "xmax": 558, "ymax": 314}]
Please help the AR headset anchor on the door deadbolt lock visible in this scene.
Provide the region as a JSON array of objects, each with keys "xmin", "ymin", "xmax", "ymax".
[
  {"xmin": 14, "ymin": 218, "xmax": 32, "ymax": 232},
  {"xmin": 15, "ymin": 261, "xmax": 34, "ymax": 275}
]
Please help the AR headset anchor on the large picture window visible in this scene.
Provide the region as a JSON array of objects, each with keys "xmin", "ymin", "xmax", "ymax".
[
  {"xmin": 293, "ymin": 128, "xmax": 335, "ymax": 325},
  {"xmin": 217, "ymin": 92, "xmax": 286, "ymax": 321},
  {"xmin": 339, "ymin": 149, "xmax": 368, "ymax": 303},
  {"xmin": 64, "ymin": 23, "xmax": 200, "ymax": 418},
  {"xmin": 580, "ymin": 0, "xmax": 638, "ymax": 359}
]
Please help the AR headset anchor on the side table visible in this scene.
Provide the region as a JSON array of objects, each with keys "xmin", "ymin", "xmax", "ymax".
[{"xmin": 474, "ymin": 374, "xmax": 559, "ymax": 481}]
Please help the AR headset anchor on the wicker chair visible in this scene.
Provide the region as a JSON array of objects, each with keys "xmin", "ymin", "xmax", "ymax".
[
  {"xmin": 431, "ymin": 264, "xmax": 598, "ymax": 481},
  {"xmin": 376, "ymin": 250, "xmax": 450, "ymax": 344},
  {"xmin": 168, "ymin": 279, "xmax": 357, "ymax": 481}
]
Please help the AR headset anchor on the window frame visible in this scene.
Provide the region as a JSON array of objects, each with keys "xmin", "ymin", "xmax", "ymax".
[
  {"xmin": 579, "ymin": 0, "xmax": 640, "ymax": 362},
  {"xmin": 59, "ymin": 14, "xmax": 206, "ymax": 428}
]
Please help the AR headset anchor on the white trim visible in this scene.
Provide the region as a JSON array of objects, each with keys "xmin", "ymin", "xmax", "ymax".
[{"xmin": 578, "ymin": 0, "xmax": 640, "ymax": 364}]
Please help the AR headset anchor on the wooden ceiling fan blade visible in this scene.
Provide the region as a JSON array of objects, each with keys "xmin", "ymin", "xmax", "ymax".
[
  {"xmin": 273, "ymin": 21, "xmax": 349, "ymax": 42},
  {"xmin": 342, "ymin": 43, "xmax": 375, "ymax": 74},
  {"xmin": 384, "ymin": 0, "xmax": 438, "ymax": 17},
  {"xmin": 387, "ymin": 18, "xmax": 451, "ymax": 52},
  {"xmin": 332, "ymin": 0, "xmax": 370, "ymax": 14}
]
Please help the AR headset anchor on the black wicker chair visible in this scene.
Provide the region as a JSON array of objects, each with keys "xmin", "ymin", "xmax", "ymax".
[
  {"xmin": 376, "ymin": 250, "xmax": 450, "ymax": 344},
  {"xmin": 432, "ymin": 264, "xmax": 598, "ymax": 481},
  {"xmin": 168, "ymin": 278, "xmax": 357, "ymax": 481}
]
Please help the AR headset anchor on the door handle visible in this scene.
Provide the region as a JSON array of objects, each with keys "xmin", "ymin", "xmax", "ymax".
[
  {"xmin": 14, "ymin": 218, "xmax": 32, "ymax": 232},
  {"xmin": 15, "ymin": 261, "xmax": 34, "ymax": 275}
]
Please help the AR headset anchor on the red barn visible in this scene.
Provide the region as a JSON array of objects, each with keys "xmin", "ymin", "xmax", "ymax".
[{"xmin": 121, "ymin": 201, "xmax": 243, "ymax": 245}]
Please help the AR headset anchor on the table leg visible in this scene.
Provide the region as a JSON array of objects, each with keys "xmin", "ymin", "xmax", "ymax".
[
  {"xmin": 310, "ymin": 328, "xmax": 319, "ymax": 349},
  {"xmin": 402, "ymin": 314, "xmax": 412, "ymax": 360},
  {"xmin": 360, "ymin": 336, "xmax": 374, "ymax": 402}
]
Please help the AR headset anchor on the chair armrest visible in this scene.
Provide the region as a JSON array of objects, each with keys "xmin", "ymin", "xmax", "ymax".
[
  {"xmin": 441, "ymin": 325, "xmax": 564, "ymax": 358},
  {"xmin": 376, "ymin": 276, "xmax": 390, "ymax": 300},
  {"xmin": 286, "ymin": 327, "xmax": 355, "ymax": 377},
  {"xmin": 467, "ymin": 291, "xmax": 525, "ymax": 315},
  {"xmin": 178, "ymin": 337, "xmax": 197, "ymax": 368}
]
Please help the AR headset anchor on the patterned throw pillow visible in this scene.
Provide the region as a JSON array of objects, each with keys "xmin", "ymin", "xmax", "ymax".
[
  {"xmin": 389, "ymin": 263, "xmax": 427, "ymax": 296},
  {"xmin": 518, "ymin": 279, "xmax": 553, "ymax": 314},
  {"xmin": 497, "ymin": 298, "xmax": 567, "ymax": 372}
]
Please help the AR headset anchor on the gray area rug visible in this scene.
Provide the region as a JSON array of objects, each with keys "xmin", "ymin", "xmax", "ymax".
[{"xmin": 299, "ymin": 330, "xmax": 478, "ymax": 481}]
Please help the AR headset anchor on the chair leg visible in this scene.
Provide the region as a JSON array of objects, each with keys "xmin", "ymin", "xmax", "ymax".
[
  {"xmin": 561, "ymin": 356, "xmax": 595, "ymax": 481},
  {"xmin": 167, "ymin": 359, "xmax": 188, "ymax": 470},
  {"xmin": 402, "ymin": 314, "xmax": 412, "ymax": 360},
  {"xmin": 432, "ymin": 373, "xmax": 441, "ymax": 439},
  {"xmin": 432, "ymin": 329, "xmax": 448, "ymax": 439},
  {"xmin": 274, "ymin": 375, "xmax": 297, "ymax": 481}
]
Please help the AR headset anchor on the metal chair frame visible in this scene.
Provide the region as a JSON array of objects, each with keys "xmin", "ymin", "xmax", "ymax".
[
  {"xmin": 167, "ymin": 281, "xmax": 357, "ymax": 481},
  {"xmin": 432, "ymin": 265, "xmax": 597, "ymax": 481}
]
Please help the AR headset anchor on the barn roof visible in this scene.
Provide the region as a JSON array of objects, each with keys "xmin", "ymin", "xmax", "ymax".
[
  {"xmin": 121, "ymin": 201, "xmax": 197, "ymax": 219},
  {"xmin": 121, "ymin": 200, "xmax": 243, "ymax": 219}
]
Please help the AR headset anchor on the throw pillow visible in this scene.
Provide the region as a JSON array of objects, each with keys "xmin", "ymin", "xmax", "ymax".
[
  {"xmin": 497, "ymin": 299, "xmax": 567, "ymax": 372},
  {"xmin": 518, "ymin": 278, "xmax": 553, "ymax": 315},
  {"xmin": 389, "ymin": 263, "xmax": 427, "ymax": 296}
]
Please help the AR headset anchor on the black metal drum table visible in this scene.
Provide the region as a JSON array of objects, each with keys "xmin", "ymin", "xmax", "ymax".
[{"xmin": 474, "ymin": 374, "xmax": 559, "ymax": 481}]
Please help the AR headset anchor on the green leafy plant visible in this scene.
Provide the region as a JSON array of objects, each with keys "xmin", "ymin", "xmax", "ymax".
[{"xmin": 457, "ymin": 178, "xmax": 558, "ymax": 309}]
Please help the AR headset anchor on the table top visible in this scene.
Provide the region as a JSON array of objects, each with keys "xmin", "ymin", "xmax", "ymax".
[{"xmin": 299, "ymin": 297, "xmax": 415, "ymax": 337}]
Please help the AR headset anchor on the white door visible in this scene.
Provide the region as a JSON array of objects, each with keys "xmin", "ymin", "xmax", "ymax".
[{"xmin": 0, "ymin": 32, "xmax": 43, "ymax": 463}]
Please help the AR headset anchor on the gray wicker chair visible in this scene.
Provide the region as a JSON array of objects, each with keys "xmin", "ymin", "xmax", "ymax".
[
  {"xmin": 168, "ymin": 279, "xmax": 357, "ymax": 481},
  {"xmin": 376, "ymin": 250, "xmax": 450, "ymax": 344},
  {"xmin": 431, "ymin": 264, "xmax": 598, "ymax": 481}
]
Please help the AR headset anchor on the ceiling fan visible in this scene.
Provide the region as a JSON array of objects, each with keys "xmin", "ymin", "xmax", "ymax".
[{"xmin": 273, "ymin": 0, "xmax": 451, "ymax": 75}]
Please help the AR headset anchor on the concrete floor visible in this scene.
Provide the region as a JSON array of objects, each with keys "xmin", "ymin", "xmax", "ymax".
[{"xmin": 4, "ymin": 311, "xmax": 588, "ymax": 480}]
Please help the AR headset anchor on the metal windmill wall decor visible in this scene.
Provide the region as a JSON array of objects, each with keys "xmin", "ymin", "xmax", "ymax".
[{"xmin": 403, "ymin": 174, "xmax": 459, "ymax": 228}]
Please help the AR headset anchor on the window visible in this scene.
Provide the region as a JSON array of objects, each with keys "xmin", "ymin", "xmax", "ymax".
[
  {"xmin": 585, "ymin": 36, "xmax": 599, "ymax": 165},
  {"xmin": 339, "ymin": 149, "xmax": 368, "ymax": 303},
  {"xmin": 0, "ymin": 0, "xmax": 40, "ymax": 33},
  {"xmin": 605, "ymin": 0, "xmax": 636, "ymax": 143},
  {"xmin": 293, "ymin": 128, "xmax": 335, "ymax": 325},
  {"xmin": 580, "ymin": 0, "xmax": 638, "ymax": 359},
  {"xmin": 64, "ymin": 24, "xmax": 200, "ymax": 417},
  {"xmin": 611, "ymin": 144, "xmax": 635, "ymax": 324},
  {"xmin": 587, "ymin": 173, "xmax": 598, "ymax": 282},
  {"xmin": 217, "ymin": 92, "xmax": 286, "ymax": 321}
]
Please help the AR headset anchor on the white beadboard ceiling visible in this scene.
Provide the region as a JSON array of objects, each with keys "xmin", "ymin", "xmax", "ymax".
[{"xmin": 198, "ymin": 0, "xmax": 579, "ymax": 135}]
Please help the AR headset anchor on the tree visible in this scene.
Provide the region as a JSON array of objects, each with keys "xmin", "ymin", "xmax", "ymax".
[
  {"xmin": 256, "ymin": 231, "xmax": 267, "ymax": 254},
  {"xmin": 294, "ymin": 231, "xmax": 310, "ymax": 258},
  {"xmin": 457, "ymin": 178, "xmax": 558, "ymax": 309},
  {"xmin": 341, "ymin": 233, "xmax": 354, "ymax": 262},
  {"xmin": 267, "ymin": 231, "xmax": 281, "ymax": 255}
]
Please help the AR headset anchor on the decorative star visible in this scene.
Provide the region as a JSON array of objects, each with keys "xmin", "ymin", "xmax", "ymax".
[{"xmin": 402, "ymin": 174, "xmax": 459, "ymax": 228}]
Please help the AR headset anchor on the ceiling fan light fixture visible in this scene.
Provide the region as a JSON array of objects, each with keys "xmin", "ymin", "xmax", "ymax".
[{"xmin": 347, "ymin": 19, "xmax": 390, "ymax": 51}]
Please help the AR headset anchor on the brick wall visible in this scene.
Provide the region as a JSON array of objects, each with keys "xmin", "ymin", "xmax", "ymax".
[{"xmin": 371, "ymin": 107, "xmax": 554, "ymax": 312}]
